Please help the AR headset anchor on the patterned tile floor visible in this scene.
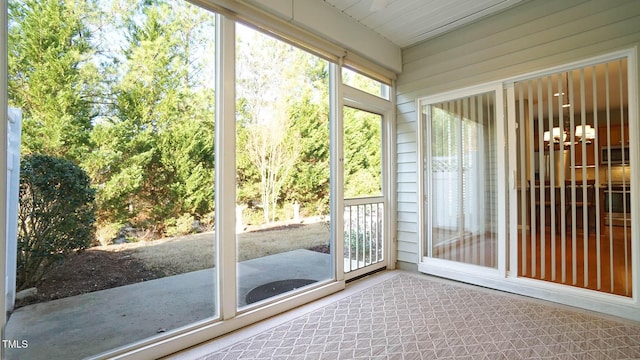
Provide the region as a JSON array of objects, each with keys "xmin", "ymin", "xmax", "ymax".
[{"xmin": 177, "ymin": 272, "xmax": 640, "ymax": 359}]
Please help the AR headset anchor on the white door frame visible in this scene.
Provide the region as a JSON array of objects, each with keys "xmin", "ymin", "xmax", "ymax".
[
  {"xmin": 503, "ymin": 48, "xmax": 640, "ymax": 320},
  {"xmin": 342, "ymin": 82, "xmax": 396, "ymax": 280},
  {"xmin": 418, "ymin": 48, "xmax": 640, "ymax": 322},
  {"xmin": 417, "ymin": 82, "xmax": 508, "ymax": 285}
]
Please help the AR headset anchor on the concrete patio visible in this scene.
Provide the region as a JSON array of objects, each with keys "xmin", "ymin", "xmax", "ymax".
[{"xmin": 4, "ymin": 249, "xmax": 331, "ymax": 360}]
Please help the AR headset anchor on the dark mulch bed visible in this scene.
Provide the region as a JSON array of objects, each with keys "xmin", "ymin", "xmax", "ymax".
[
  {"xmin": 15, "ymin": 244, "xmax": 330, "ymax": 309},
  {"xmin": 14, "ymin": 249, "xmax": 159, "ymax": 309},
  {"xmin": 308, "ymin": 244, "xmax": 330, "ymax": 254},
  {"xmin": 250, "ymin": 223, "xmax": 306, "ymax": 232}
]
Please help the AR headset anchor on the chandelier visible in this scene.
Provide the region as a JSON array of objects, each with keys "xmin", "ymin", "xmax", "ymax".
[
  {"xmin": 542, "ymin": 71, "xmax": 596, "ymax": 147},
  {"xmin": 543, "ymin": 124, "xmax": 596, "ymax": 146}
]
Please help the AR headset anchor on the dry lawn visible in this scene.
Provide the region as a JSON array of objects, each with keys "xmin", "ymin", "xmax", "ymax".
[{"xmin": 93, "ymin": 221, "xmax": 330, "ymax": 277}]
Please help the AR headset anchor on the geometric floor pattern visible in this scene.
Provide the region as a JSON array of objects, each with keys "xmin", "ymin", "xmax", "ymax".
[{"xmin": 197, "ymin": 273, "xmax": 640, "ymax": 360}]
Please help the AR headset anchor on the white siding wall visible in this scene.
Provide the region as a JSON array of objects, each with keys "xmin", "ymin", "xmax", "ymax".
[
  {"xmin": 396, "ymin": 100, "xmax": 420, "ymax": 264},
  {"xmin": 395, "ymin": 0, "xmax": 640, "ymax": 266}
]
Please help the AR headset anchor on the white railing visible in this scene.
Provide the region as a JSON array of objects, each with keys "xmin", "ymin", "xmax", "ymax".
[{"xmin": 343, "ymin": 196, "xmax": 384, "ymax": 273}]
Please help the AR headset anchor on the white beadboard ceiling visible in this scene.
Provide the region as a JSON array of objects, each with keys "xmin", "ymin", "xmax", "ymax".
[{"xmin": 323, "ymin": 0, "xmax": 526, "ymax": 48}]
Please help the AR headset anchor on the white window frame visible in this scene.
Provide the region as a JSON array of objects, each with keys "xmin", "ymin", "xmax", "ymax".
[
  {"xmin": 95, "ymin": 14, "xmax": 347, "ymax": 360},
  {"xmin": 0, "ymin": 6, "xmax": 397, "ymax": 359}
]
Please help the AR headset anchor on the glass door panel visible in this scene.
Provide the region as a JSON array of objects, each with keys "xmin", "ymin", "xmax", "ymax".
[
  {"xmin": 425, "ymin": 92, "xmax": 498, "ymax": 268},
  {"xmin": 343, "ymin": 107, "xmax": 385, "ymax": 274},
  {"xmin": 513, "ymin": 59, "xmax": 632, "ymax": 296}
]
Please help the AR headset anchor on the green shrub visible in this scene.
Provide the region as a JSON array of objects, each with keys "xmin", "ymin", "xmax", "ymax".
[
  {"xmin": 201, "ymin": 211, "xmax": 215, "ymax": 231},
  {"xmin": 165, "ymin": 213, "xmax": 197, "ymax": 237},
  {"xmin": 95, "ymin": 222, "xmax": 123, "ymax": 246},
  {"xmin": 242, "ymin": 207, "xmax": 263, "ymax": 226},
  {"xmin": 17, "ymin": 154, "xmax": 96, "ymax": 290}
]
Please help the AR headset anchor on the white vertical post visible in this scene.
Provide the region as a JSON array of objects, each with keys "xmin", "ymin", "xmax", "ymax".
[
  {"xmin": 477, "ymin": 95, "xmax": 484, "ymax": 267},
  {"xmin": 330, "ymin": 62, "xmax": 344, "ymax": 281},
  {"xmin": 516, "ymin": 82, "xmax": 527, "ymax": 276},
  {"xmin": 215, "ymin": 14, "xmax": 236, "ymax": 320},
  {"xmin": 579, "ymin": 69, "xmax": 589, "ymax": 287},
  {"xmin": 557, "ymin": 73, "xmax": 566, "ymax": 284},
  {"xmin": 417, "ymin": 99, "xmax": 426, "ymax": 262},
  {"xmin": 461, "ymin": 98, "xmax": 468, "ymax": 264},
  {"xmin": 1, "ymin": 0, "xmax": 9, "ymax": 346},
  {"xmin": 618, "ymin": 59, "xmax": 630, "ymax": 296},
  {"xmin": 527, "ymin": 80, "xmax": 536, "ymax": 277},
  {"xmin": 536, "ymin": 79, "xmax": 545, "ymax": 279},
  {"xmin": 592, "ymin": 66, "xmax": 601, "ymax": 290},
  {"xmin": 506, "ymin": 82, "xmax": 519, "ymax": 278},
  {"xmin": 368, "ymin": 203, "xmax": 373, "ymax": 265},
  {"xmin": 568, "ymin": 70, "xmax": 577, "ymax": 285},
  {"xmin": 546, "ymin": 75, "xmax": 555, "ymax": 281},
  {"xmin": 605, "ymin": 63, "xmax": 614, "ymax": 293},
  {"xmin": 5, "ymin": 108, "xmax": 21, "ymax": 313},
  {"xmin": 292, "ymin": 201, "xmax": 300, "ymax": 221},
  {"xmin": 625, "ymin": 49, "xmax": 638, "ymax": 302},
  {"xmin": 456, "ymin": 99, "xmax": 463, "ymax": 264},
  {"xmin": 386, "ymin": 79, "xmax": 396, "ymax": 270},
  {"xmin": 494, "ymin": 84, "xmax": 507, "ymax": 278}
]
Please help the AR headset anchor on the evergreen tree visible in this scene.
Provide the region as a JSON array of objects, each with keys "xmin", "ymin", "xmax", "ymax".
[
  {"xmin": 85, "ymin": 1, "xmax": 215, "ymax": 233},
  {"xmin": 8, "ymin": 0, "xmax": 100, "ymax": 162},
  {"xmin": 284, "ymin": 58, "xmax": 331, "ymax": 215},
  {"xmin": 344, "ymin": 107, "xmax": 382, "ymax": 197}
]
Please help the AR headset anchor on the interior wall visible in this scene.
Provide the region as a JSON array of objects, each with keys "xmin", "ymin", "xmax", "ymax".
[{"xmin": 395, "ymin": 0, "xmax": 640, "ymax": 266}]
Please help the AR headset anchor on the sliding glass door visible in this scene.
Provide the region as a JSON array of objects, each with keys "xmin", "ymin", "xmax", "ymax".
[
  {"xmin": 418, "ymin": 52, "xmax": 636, "ymax": 319},
  {"xmin": 421, "ymin": 86, "xmax": 506, "ymax": 272}
]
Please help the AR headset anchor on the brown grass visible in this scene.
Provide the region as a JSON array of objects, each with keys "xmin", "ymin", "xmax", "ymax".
[{"xmin": 93, "ymin": 221, "xmax": 329, "ymax": 277}]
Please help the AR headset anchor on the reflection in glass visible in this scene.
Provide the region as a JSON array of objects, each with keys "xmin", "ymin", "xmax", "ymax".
[{"xmin": 425, "ymin": 92, "xmax": 498, "ymax": 268}]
